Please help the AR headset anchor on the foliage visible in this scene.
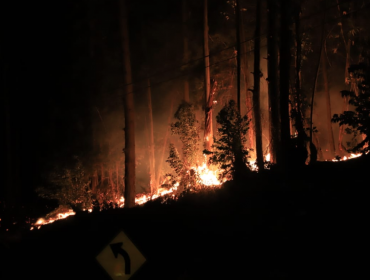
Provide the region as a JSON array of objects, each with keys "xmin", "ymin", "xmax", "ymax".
[
  {"xmin": 204, "ymin": 100, "xmax": 250, "ymax": 180},
  {"xmin": 36, "ymin": 156, "xmax": 92, "ymax": 211},
  {"xmin": 170, "ymin": 101, "xmax": 200, "ymax": 166},
  {"xmin": 332, "ymin": 63, "xmax": 370, "ymax": 153},
  {"xmin": 167, "ymin": 102, "xmax": 202, "ymax": 191},
  {"xmin": 166, "ymin": 144, "xmax": 183, "ymax": 176}
]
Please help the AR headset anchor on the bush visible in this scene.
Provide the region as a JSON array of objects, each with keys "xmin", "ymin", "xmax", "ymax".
[{"xmin": 332, "ymin": 63, "xmax": 370, "ymax": 153}]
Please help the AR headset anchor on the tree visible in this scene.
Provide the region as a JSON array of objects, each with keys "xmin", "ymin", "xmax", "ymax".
[
  {"xmin": 170, "ymin": 102, "xmax": 200, "ymax": 167},
  {"xmin": 204, "ymin": 0, "xmax": 213, "ymax": 152},
  {"xmin": 204, "ymin": 100, "xmax": 250, "ymax": 181},
  {"xmin": 253, "ymin": 0, "xmax": 264, "ymax": 171},
  {"xmin": 36, "ymin": 156, "xmax": 92, "ymax": 212},
  {"xmin": 240, "ymin": 1, "xmax": 254, "ymax": 154},
  {"xmin": 235, "ymin": 0, "xmax": 241, "ymax": 113},
  {"xmin": 167, "ymin": 102, "xmax": 200, "ymax": 191},
  {"xmin": 182, "ymin": 0, "xmax": 190, "ymax": 102},
  {"xmin": 147, "ymin": 79, "xmax": 157, "ymax": 194},
  {"xmin": 118, "ymin": 0, "xmax": 135, "ymax": 208},
  {"xmin": 279, "ymin": 0, "xmax": 292, "ymax": 170},
  {"xmin": 267, "ymin": 0, "xmax": 279, "ymax": 164},
  {"xmin": 332, "ymin": 63, "xmax": 370, "ymax": 153}
]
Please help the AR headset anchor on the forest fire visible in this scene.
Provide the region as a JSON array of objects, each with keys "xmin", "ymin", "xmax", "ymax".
[
  {"xmin": 32, "ymin": 162, "xmax": 223, "ymax": 229},
  {"xmin": 331, "ymin": 152, "xmax": 368, "ymax": 162},
  {"xmin": 33, "ymin": 209, "xmax": 76, "ymax": 229},
  {"xmin": 194, "ymin": 163, "xmax": 223, "ymax": 186}
]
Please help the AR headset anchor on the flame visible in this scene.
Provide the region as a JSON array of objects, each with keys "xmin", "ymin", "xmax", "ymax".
[
  {"xmin": 33, "ymin": 162, "xmax": 225, "ymax": 229},
  {"xmin": 331, "ymin": 152, "xmax": 365, "ymax": 162},
  {"xmin": 195, "ymin": 163, "xmax": 222, "ymax": 186},
  {"xmin": 265, "ymin": 153, "xmax": 271, "ymax": 162},
  {"xmin": 34, "ymin": 209, "xmax": 76, "ymax": 228},
  {"xmin": 249, "ymin": 153, "xmax": 271, "ymax": 171}
]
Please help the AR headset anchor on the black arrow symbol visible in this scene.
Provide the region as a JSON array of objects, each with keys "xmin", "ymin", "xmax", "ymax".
[{"xmin": 109, "ymin": 242, "xmax": 131, "ymax": 275}]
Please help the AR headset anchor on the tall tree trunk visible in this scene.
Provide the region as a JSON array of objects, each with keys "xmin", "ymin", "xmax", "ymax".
[
  {"xmin": 240, "ymin": 12, "xmax": 254, "ymax": 153},
  {"xmin": 116, "ymin": 162, "xmax": 120, "ymax": 198},
  {"xmin": 279, "ymin": 0, "xmax": 291, "ymax": 169},
  {"xmin": 147, "ymin": 79, "xmax": 157, "ymax": 194},
  {"xmin": 204, "ymin": 0, "xmax": 213, "ymax": 152},
  {"xmin": 267, "ymin": 0, "xmax": 279, "ymax": 164},
  {"xmin": 294, "ymin": 5, "xmax": 306, "ymax": 149},
  {"xmin": 235, "ymin": 0, "xmax": 241, "ymax": 113},
  {"xmin": 182, "ymin": 0, "xmax": 190, "ymax": 102},
  {"xmin": 108, "ymin": 167, "xmax": 114, "ymax": 199},
  {"xmin": 118, "ymin": 0, "xmax": 135, "ymax": 208},
  {"xmin": 337, "ymin": 0, "xmax": 353, "ymax": 151},
  {"xmin": 157, "ymin": 98, "xmax": 174, "ymax": 184},
  {"xmin": 321, "ymin": 43, "xmax": 336, "ymax": 157},
  {"xmin": 100, "ymin": 163, "xmax": 105, "ymax": 191},
  {"xmin": 253, "ymin": 0, "xmax": 264, "ymax": 171},
  {"xmin": 91, "ymin": 169, "xmax": 98, "ymax": 195}
]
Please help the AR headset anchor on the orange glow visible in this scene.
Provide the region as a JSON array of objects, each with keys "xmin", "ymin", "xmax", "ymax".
[{"xmin": 331, "ymin": 152, "xmax": 366, "ymax": 162}]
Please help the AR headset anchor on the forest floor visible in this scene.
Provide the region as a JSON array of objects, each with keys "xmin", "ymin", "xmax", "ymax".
[{"xmin": 0, "ymin": 155, "xmax": 369, "ymax": 279}]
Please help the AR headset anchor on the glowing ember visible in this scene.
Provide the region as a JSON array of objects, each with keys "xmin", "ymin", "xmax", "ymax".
[
  {"xmin": 195, "ymin": 163, "xmax": 222, "ymax": 186},
  {"xmin": 33, "ymin": 209, "xmax": 76, "ymax": 228},
  {"xmin": 265, "ymin": 153, "xmax": 271, "ymax": 162},
  {"xmin": 331, "ymin": 152, "xmax": 366, "ymax": 162}
]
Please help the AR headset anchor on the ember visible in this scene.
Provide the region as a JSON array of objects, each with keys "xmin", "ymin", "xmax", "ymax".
[{"xmin": 331, "ymin": 152, "xmax": 368, "ymax": 162}]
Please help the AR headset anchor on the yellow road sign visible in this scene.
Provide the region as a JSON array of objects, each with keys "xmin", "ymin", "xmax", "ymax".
[{"xmin": 96, "ymin": 231, "xmax": 146, "ymax": 280}]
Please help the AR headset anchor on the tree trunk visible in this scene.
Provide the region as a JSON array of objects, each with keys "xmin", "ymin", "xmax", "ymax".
[
  {"xmin": 100, "ymin": 163, "xmax": 105, "ymax": 191},
  {"xmin": 267, "ymin": 0, "xmax": 279, "ymax": 164},
  {"xmin": 204, "ymin": 0, "xmax": 213, "ymax": 152},
  {"xmin": 321, "ymin": 44, "xmax": 336, "ymax": 157},
  {"xmin": 147, "ymin": 79, "xmax": 157, "ymax": 194},
  {"xmin": 279, "ymin": 0, "xmax": 291, "ymax": 169},
  {"xmin": 313, "ymin": 132, "xmax": 323, "ymax": 160},
  {"xmin": 116, "ymin": 162, "xmax": 120, "ymax": 198},
  {"xmin": 118, "ymin": 0, "xmax": 135, "ymax": 208},
  {"xmin": 337, "ymin": 0, "xmax": 353, "ymax": 151},
  {"xmin": 91, "ymin": 169, "xmax": 98, "ymax": 195},
  {"xmin": 235, "ymin": 0, "xmax": 241, "ymax": 113},
  {"xmin": 157, "ymin": 98, "xmax": 174, "ymax": 184},
  {"xmin": 294, "ymin": 6, "xmax": 306, "ymax": 149},
  {"xmin": 182, "ymin": 0, "xmax": 190, "ymax": 102},
  {"xmin": 253, "ymin": 0, "xmax": 264, "ymax": 171},
  {"xmin": 240, "ymin": 12, "xmax": 254, "ymax": 153}
]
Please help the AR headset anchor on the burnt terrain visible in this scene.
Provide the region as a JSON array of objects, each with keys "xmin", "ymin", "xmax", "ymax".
[{"xmin": 1, "ymin": 156, "xmax": 369, "ymax": 279}]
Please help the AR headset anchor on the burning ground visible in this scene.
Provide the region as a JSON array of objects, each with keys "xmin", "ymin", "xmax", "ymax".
[{"xmin": 1, "ymin": 154, "xmax": 369, "ymax": 279}]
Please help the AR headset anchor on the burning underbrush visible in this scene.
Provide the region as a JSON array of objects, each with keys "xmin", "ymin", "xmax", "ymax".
[
  {"xmin": 329, "ymin": 151, "xmax": 369, "ymax": 162},
  {"xmin": 31, "ymin": 154, "xmax": 274, "ymax": 229},
  {"xmin": 32, "ymin": 161, "xmax": 226, "ymax": 228}
]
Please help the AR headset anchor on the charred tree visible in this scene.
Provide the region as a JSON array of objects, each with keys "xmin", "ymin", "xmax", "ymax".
[
  {"xmin": 118, "ymin": 0, "xmax": 135, "ymax": 208},
  {"xmin": 235, "ymin": 0, "xmax": 241, "ymax": 113},
  {"xmin": 337, "ymin": 0, "xmax": 353, "ymax": 151},
  {"xmin": 147, "ymin": 79, "xmax": 157, "ymax": 194},
  {"xmin": 204, "ymin": 0, "xmax": 213, "ymax": 151},
  {"xmin": 158, "ymin": 98, "xmax": 174, "ymax": 184},
  {"xmin": 279, "ymin": 0, "xmax": 291, "ymax": 169},
  {"xmin": 253, "ymin": 0, "xmax": 264, "ymax": 171},
  {"xmin": 267, "ymin": 0, "xmax": 279, "ymax": 164},
  {"xmin": 240, "ymin": 6, "xmax": 254, "ymax": 153},
  {"xmin": 294, "ymin": 3, "xmax": 306, "ymax": 153},
  {"xmin": 182, "ymin": 0, "xmax": 190, "ymax": 102}
]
